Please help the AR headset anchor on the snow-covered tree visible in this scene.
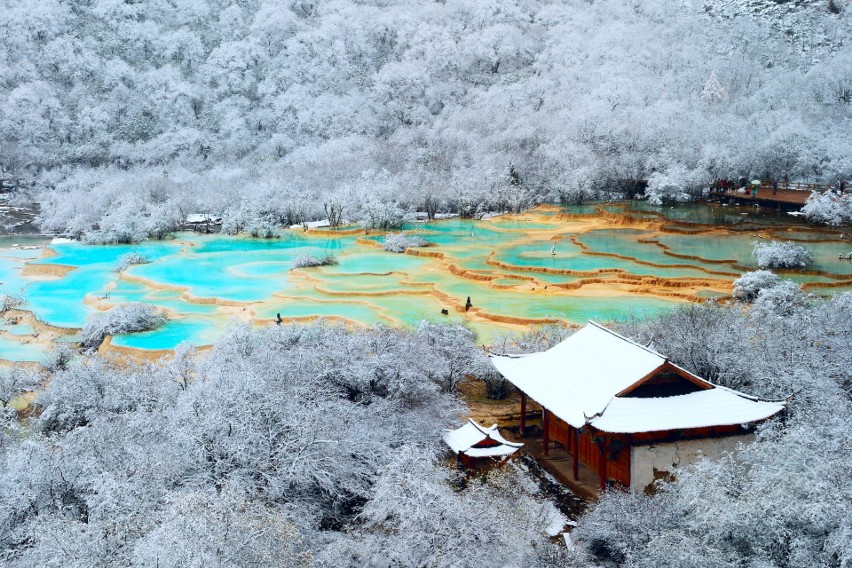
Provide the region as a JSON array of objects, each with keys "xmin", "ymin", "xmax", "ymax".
[
  {"xmin": 290, "ymin": 253, "xmax": 337, "ymax": 269},
  {"xmin": 4, "ymin": 322, "xmax": 528, "ymax": 565},
  {"xmin": 0, "ymin": 0, "xmax": 844, "ymax": 240},
  {"xmin": 753, "ymin": 240, "xmax": 814, "ymax": 269},
  {"xmin": 115, "ymin": 251, "xmax": 152, "ymax": 273},
  {"xmin": 732, "ymin": 270, "xmax": 782, "ymax": 302},
  {"xmin": 381, "ymin": 232, "xmax": 430, "ymax": 253},
  {"xmin": 79, "ymin": 303, "xmax": 167, "ymax": 351},
  {"xmin": 315, "ymin": 447, "xmax": 566, "ymax": 568},
  {"xmin": 801, "ymin": 191, "xmax": 852, "ymax": 226},
  {"xmin": 700, "ymin": 71, "xmax": 729, "ymax": 104}
]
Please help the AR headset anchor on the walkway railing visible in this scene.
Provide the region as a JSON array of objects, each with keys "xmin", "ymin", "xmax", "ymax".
[{"xmin": 773, "ymin": 182, "xmax": 835, "ymax": 193}]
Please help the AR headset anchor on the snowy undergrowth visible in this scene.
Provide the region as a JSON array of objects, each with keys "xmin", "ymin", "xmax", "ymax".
[{"xmin": 0, "ymin": 321, "xmax": 568, "ymax": 567}]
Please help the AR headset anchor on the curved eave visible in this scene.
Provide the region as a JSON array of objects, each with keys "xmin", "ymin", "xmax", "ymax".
[{"xmin": 589, "ymin": 389, "xmax": 785, "ymax": 434}]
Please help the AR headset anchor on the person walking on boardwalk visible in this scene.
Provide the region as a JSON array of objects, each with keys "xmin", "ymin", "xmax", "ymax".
[
  {"xmin": 275, "ymin": 312, "xmax": 282, "ymax": 325},
  {"xmin": 772, "ymin": 180, "xmax": 778, "ymax": 195},
  {"xmin": 465, "ymin": 296, "xmax": 472, "ymax": 311}
]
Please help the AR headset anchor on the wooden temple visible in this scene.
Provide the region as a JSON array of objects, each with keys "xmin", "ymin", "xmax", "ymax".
[
  {"xmin": 490, "ymin": 322, "xmax": 785, "ymax": 491},
  {"xmin": 443, "ymin": 419, "xmax": 523, "ymax": 470}
]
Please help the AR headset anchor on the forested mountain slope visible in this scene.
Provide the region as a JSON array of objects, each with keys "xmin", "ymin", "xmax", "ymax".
[{"xmin": 0, "ymin": 0, "xmax": 849, "ymax": 236}]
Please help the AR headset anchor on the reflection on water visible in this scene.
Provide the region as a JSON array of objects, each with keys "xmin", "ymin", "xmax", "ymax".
[{"xmin": 0, "ymin": 202, "xmax": 849, "ymax": 358}]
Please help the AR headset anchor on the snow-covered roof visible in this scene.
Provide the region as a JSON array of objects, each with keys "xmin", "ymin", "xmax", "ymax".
[
  {"xmin": 490, "ymin": 322, "xmax": 670, "ymax": 428},
  {"xmin": 490, "ymin": 322, "xmax": 784, "ymax": 433},
  {"xmin": 289, "ymin": 219, "xmax": 331, "ymax": 229},
  {"xmin": 588, "ymin": 387, "xmax": 785, "ymax": 433},
  {"xmin": 185, "ymin": 214, "xmax": 221, "ymax": 223},
  {"xmin": 443, "ymin": 419, "xmax": 523, "ymax": 458}
]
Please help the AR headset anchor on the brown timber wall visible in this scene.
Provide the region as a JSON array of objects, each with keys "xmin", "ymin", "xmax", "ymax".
[{"xmin": 547, "ymin": 417, "xmax": 631, "ymax": 487}]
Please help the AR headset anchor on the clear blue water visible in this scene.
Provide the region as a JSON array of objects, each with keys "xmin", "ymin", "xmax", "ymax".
[{"xmin": 0, "ymin": 335, "xmax": 48, "ymax": 362}]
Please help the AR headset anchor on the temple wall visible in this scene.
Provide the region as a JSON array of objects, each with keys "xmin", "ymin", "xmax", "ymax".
[{"xmin": 630, "ymin": 434, "xmax": 754, "ymax": 491}]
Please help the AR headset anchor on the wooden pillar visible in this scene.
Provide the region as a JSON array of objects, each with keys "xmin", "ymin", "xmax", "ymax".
[
  {"xmin": 573, "ymin": 428, "xmax": 580, "ymax": 481},
  {"xmin": 519, "ymin": 392, "xmax": 527, "ymax": 437},
  {"xmin": 542, "ymin": 409, "xmax": 550, "ymax": 456},
  {"xmin": 599, "ymin": 436, "xmax": 608, "ymax": 492}
]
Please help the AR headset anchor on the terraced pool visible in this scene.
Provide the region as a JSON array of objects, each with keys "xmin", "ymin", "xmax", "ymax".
[{"xmin": 1, "ymin": 203, "xmax": 849, "ymax": 361}]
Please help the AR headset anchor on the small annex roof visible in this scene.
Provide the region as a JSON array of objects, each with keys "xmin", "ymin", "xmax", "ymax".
[
  {"xmin": 443, "ymin": 419, "xmax": 523, "ymax": 458},
  {"xmin": 490, "ymin": 322, "xmax": 784, "ymax": 433}
]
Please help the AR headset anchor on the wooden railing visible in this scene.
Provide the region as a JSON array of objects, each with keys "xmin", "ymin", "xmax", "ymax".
[{"xmin": 771, "ymin": 182, "xmax": 835, "ymax": 193}]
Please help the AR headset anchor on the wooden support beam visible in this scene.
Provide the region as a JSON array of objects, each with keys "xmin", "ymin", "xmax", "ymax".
[
  {"xmin": 599, "ymin": 436, "xmax": 608, "ymax": 492},
  {"xmin": 519, "ymin": 391, "xmax": 527, "ymax": 437},
  {"xmin": 542, "ymin": 409, "xmax": 550, "ymax": 456},
  {"xmin": 573, "ymin": 428, "xmax": 579, "ymax": 481}
]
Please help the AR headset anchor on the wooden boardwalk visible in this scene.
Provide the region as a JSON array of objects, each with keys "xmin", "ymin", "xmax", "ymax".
[
  {"xmin": 707, "ymin": 183, "xmax": 835, "ymax": 208},
  {"xmin": 712, "ymin": 187, "xmax": 810, "ymax": 206}
]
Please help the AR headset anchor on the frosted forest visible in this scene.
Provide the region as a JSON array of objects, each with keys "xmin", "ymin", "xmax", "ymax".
[
  {"xmin": 1, "ymin": 0, "xmax": 851, "ymax": 566},
  {"xmin": 0, "ymin": 0, "xmax": 849, "ymax": 238},
  {"xmin": 1, "ymin": 294, "xmax": 850, "ymax": 566}
]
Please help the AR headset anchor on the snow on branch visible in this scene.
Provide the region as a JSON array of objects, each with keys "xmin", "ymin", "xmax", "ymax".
[
  {"xmin": 381, "ymin": 232, "xmax": 431, "ymax": 253},
  {"xmin": 80, "ymin": 303, "xmax": 167, "ymax": 351},
  {"xmin": 752, "ymin": 240, "xmax": 813, "ymax": 269},
  {"xmin": 115, "ymin": 251, "xmax": 152, "ymax": 272},
  {"xmin": 290, "ymin": 254, "xmax": 338, "ymax": 268},
  {"xmin": 732, "ymin": 270, "xmax": 781, "ymax": 302}
]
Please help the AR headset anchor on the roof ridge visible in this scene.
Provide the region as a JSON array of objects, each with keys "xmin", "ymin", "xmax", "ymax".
[
  {"xmin": 466, "ymin": 419, "xmax": 523, "ymax": 448},
  {"xmin": 587, "ymin": 320, "xmax": 667, "ymax": 360},
  {"xmin": 467, "ymin": 418, "xmax": 496, "ymax": 435}
]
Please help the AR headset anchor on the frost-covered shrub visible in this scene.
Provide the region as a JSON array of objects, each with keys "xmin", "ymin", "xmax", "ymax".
[
  {"xmin": 0, "ymin": 293, "xmax": 23, "ymax": 313},
  {"xmin": 246, "ymin": 216, "xmax": 281, "ymax": 239},
  {"xmin": 359, "ymin": 200, "xmax": 406, "ymax": 230},
  {"xmin": 382, "ymin": 232, "xmax": 430, "ymax": 253},
  {"xmin": 80, "ymin": 303, "xmax": 166, "ymax": 351},
  {"xmin": 415, "ymin": 321, "xmax": 483, "ymax": 394},
  {"xmin": 642, "ymin": 166, "xmax": 705, "ymax": 205},
  {"xmin": 46, "ymin": 344, "xmax": 74, "ymax": 373},
  {"xmin": 700, "ymin": 71, "xmax": 729, "ymax": 103},
  {"xmin": 480, "ymin": 367, "xmax": 509, "ymax": 399},
  {"xmin": 316, "ymin": 448, "xmax": 566, "ymax": 568},
  {"xmin": 115, "ymin": 251, "xmax": 152, "ymax": 272},
  {"xmin": 290, "ymin": 254, "xmax": 337, "ymax": 269},
  {"xmin": 752, "ymin": 280, "xmax": 808, "ymax": 317},
  {"xmin": 0, "ymin": 366, "xmax": 40, "ymax": 407},
  {"xmin": 220, "ymin": 205, "xmax": 251, "ymax": 236},
  {"xmin": 732, "ymin": 270, "xmax": 781, "ymax": 302},
  {"xmin": 753, "ymin": 240, "xmax": 813, "ymax": 269},
  {"xmin": 82, "ymin": 227, "xmax": 147, "ymax": 245},
  {"xmin": 801, "ymin": 192, "xmax": 852, "ymax": 226},
  {"xmin": 492, "ymin": 323, "xmax": 573, "ymax": 354}
]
